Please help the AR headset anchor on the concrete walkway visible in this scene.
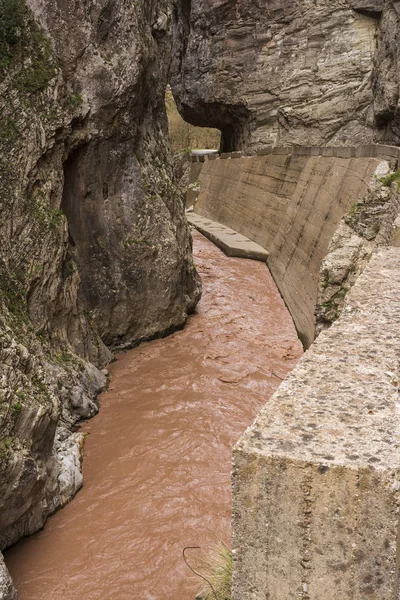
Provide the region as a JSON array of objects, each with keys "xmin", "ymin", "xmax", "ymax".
[{"xmin": 186, "ymin": 212, "xmax": 269, "ymax": 261}]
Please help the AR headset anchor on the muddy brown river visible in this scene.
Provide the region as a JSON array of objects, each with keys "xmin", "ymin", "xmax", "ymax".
[{"xmin": 5, "ymin": 231, "xmax": 302, "ymax": 600}]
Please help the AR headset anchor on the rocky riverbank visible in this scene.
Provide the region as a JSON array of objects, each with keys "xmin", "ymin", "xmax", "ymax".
[{"xmin": 0, "ymin": 1, "xmax": 200, "ymax": 592}]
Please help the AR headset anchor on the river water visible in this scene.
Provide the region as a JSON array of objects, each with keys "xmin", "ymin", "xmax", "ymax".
[{"xmin": 5, "ymin": 231, "xmax": 302, "ymax": 600}]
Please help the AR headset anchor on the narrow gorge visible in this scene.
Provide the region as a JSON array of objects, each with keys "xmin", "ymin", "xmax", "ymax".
[
  {"xmin": 1, "ymin": 0, "xmax": 400, "ymax": 599},
  {"xmin": 4, "ymin": 231, "xmax": 302, "ymax": 599}
]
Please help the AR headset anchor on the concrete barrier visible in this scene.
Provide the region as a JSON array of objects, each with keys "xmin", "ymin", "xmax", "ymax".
[
  {"xmin": 232, "ymin": 246, "xmax": 400, "ymax": 600},
  {"xmin": 195, "ymin": 152, "xmax": 387, "ymax": 346}
]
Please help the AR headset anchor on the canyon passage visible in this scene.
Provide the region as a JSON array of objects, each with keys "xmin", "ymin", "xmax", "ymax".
[{"xmin": 4, "ymin": 231, "xmax": 302, "ymax": 599}]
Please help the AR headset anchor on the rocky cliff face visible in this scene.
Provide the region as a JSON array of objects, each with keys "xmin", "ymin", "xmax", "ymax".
[
  {"xmin": 316, "ymin": 169, "xmax": 400, "ymax": 333},
  {"xmin": 0, "ymin": 0, "xmax": 200, "ymax": 592},
  {"xmin": 171, "ymin": 0, "xmax": 400, "ymax": 150},
  {"xmin": 373, "ymin": 1, "xmax": 400, "ymax": 142}
]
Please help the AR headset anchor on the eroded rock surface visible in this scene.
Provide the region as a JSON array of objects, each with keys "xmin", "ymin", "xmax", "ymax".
[
  {"xmin": 0, "ymin": 555, "xmax": 16, "ymax": 600},
  {"xmin": 374, "ymin": 1, "xmax": 400, "ymax": 142},
  {"xmin": 0, "ymin": 0, "xmax": 200, "ymax": 588},
  {"xmin": 316, "ymin": 165, "xmax": 400, "ymax": 333},
  {"xmin": 171, "ymin": 0, "xmax": 400, "ymax": 149}
]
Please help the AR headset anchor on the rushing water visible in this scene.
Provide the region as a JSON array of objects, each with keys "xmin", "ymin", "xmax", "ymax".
[{"xmin": 5, "ymin": 231, "xmax": 302, "ymax": 600}]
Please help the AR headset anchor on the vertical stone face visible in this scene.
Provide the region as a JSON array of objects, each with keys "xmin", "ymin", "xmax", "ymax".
[
  {"xmin": 28, "ymin": 0, "xmax": 201, "ymax": 347},
  {"xmin": 0, "ymin": 0, "xmax": 200, "ymax": 573},
  {"xmin": 373, "ymin": 0, "xmax": 400, "ymax": 143},
  {"xmin": 232, "ymin": 248, "xmax": 400, "ymax": 600},
  {"xmin": 171, "ymin": 0, "xmax": 400, "ymax": 149}
]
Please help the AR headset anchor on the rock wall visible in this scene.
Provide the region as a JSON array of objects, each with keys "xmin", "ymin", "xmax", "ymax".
[
  {"xmin": 194, "ymin": 148, "xmax": 398, "ymax": 346},
  {"xmin": 171, "ymin": 0, "xmax": 400, "ymax": 150},
  {"xmin": 0, "ymin": 0, "xmax": 200, "ymax": 592},
  {"xmin": 316, "ymin": 176, "xmax": 400, "ymax": 333},
  {"xmin": 0, "ymin": 555, "xmax": 16, "ymax": 600}
]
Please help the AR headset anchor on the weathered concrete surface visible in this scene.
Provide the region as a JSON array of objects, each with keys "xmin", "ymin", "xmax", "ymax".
[
  {"xmin": 187, "ymin": 213, "xmax": 269, "ymax": 261},
  {"xmin": 232, "ymin": 246, "xmax": 400, "ymax": 600},
  {"xmin": 195, "ymin": 152, "xmax": 385, "ymax": 346}
]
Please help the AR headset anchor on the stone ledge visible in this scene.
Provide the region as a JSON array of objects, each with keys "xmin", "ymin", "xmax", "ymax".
[
  {"xmin": 190, "ymin": 145, "xmax": 400, "ymax": 163},
  {"xmin": 186, "ymin": 212, "xmax": 269, "ymax": 261},
  {"xmin": 232, "ymin": 247, "xmax": 400, "ymax": 600}
]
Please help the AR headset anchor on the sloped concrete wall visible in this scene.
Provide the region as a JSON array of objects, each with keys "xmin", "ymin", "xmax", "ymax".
[{"xmin": 195, "ymin": 148, "xmax": 398, "ymax": 345}]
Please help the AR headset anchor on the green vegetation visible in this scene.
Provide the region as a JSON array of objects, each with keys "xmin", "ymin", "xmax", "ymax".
[
  {"xmin": 63, "ymin": 259, "xmax": 76, "ymax": 278},
  {"xmin": 48, "ymin": 208, "xmax": 65, "ymax": 227},
  {"xmin": 56, "ymin": 351, "xmax": 73, "ymax": 363},
  {"xmin": 32, "ymin": 375, "xmax": 47, "ymax": 392},
  {"xmin": 197, "ymin": 543, "xmax": 232, "ymax": 600},
  {"xmin": 379, "ymin": 170, "xmax": 400, "ymax": 188},
  {"xmin": 68, "ymin": 92, "xmax": 83, "ymax": 109},
  {"xmin": 0, "ymin": 262, "xmax": 28, "ymax": 323},
  {"xmin": 166, "ymin": 89, "xmax": 220, "ymax": 154},
  {"xmin": 0, "ymin": 0, "xmax": 27, "ymax": 70},
  {"xmin": 0, "ymin": 437, "xmax": 13, "ymax": 460},
  {"xmin": 0, "ymin": 0, "xmax": 57, "ymax": 92},
  {"xmin": 12, "ymin": 402, "xmax": 22, "ymax": 413},
  {"xmin": 0, "ymin": 116, "xmax": 19, "ymax": 148},
  {"xmin": 123, "ymin": 237, "xmax": 153, "ymax": 248},
  {"xmin": 27, "ymin": 189, "xmax": 66, "ymax": 230}
]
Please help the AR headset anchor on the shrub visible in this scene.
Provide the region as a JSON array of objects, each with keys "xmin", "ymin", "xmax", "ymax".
[
  {"xmin": 197, "ymin": 543, "xmax": 232, "ymax": 600},
  {"xmin": 379, "ymin": 170, "xmax": 400, "ymax": 188},
  {"xmin": 0, "ymin": 0, "xmax": 27, "ymax": 65},
  {"xmin": 0, "ymin": 0, "xmax": 57, "ymax": 92}
]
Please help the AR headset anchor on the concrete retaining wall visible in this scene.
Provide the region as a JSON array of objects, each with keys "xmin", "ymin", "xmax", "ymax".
[{"xmin": 194, "ymin": 149, "xmax": 396, "ymax": 346}]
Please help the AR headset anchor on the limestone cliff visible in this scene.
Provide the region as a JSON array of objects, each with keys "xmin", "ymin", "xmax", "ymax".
[
  {"xmin": 0, "ymin": 0, "xmax": 200, "ymax": 592},
  {"xmin": 171, "ymin": 0, "xmax": 399, "ymax": 150}
]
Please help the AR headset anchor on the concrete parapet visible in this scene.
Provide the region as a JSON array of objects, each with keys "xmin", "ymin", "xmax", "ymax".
[
  {"xmin": 232, "ymin": 247, "xmax": 400, "ymax": 600},
  {"xmin": 253, "ymin": 145, "xmax": 400, "ymax": 162},
  {"xmin": 256, "ymin": 148, "xmax": 274, "ymax": 156},
  {"xmin": 191, "ymin": 145, "xmax": 399, "ymax": 162}
]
